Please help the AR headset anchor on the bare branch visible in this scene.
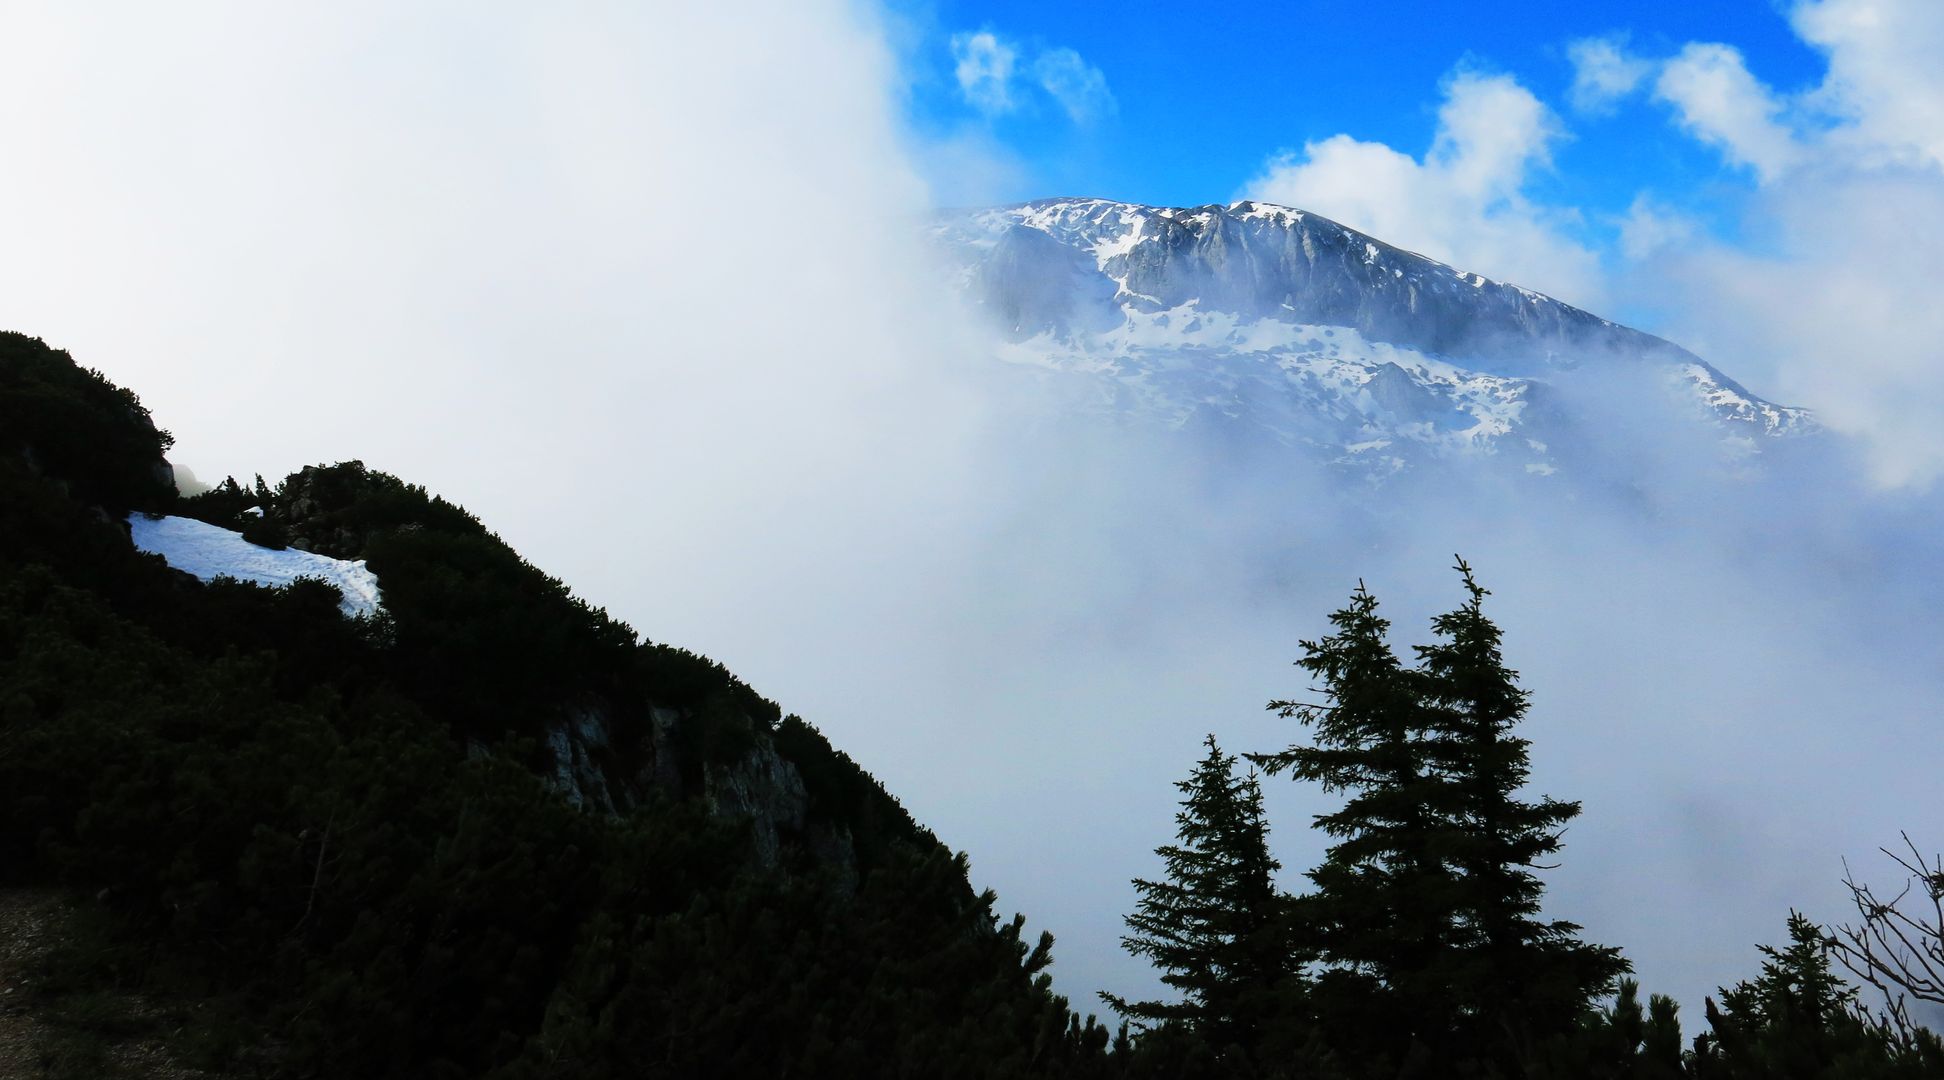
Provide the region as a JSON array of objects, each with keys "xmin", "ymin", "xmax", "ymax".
[{"xmin": 1830, "ymin": 835, "xmax": 1944, "ymax": 1009}]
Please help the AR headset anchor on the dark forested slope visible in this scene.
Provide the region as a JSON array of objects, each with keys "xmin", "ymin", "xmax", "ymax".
[{"xmin": 0, "ymin": 331, "xmax": 1113, "ymax": 1078}]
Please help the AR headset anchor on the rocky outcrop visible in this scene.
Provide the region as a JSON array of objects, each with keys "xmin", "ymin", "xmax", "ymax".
[
  {"xmin": 700, "ymin": 734, "xmax": 809, "ymax": 870},
  {"xmin": 545, "ymin": 706, "xmax": 620, "ymax": 813},
  {"xmin": 540, "ymin": 697, "xmax": 854, "ymax": 882},
  {"xmin": 941, "ymin": 198, "xmax": 1643, "ymax": 367},
  {"xmin": 280, "ymin": 482, "xmax": 370, "ymax": 558}
]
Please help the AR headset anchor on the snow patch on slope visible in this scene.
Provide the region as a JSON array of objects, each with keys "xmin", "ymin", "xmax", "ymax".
[
  {"xmin": 127, "ymin": 514, "xmax": 383, "ymax": 618},
  {"xmin": 996, "ymin": 308, "xmax": 1544, "ymax": 467},
  {"xmin": 1675, "ymin": 363, "xmax": 1813, "ymax": 436}
]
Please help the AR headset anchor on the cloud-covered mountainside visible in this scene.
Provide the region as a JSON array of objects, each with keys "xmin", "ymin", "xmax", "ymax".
[{"xmin": 932, "ymin": 198, "xmax": 1812, "ymax": 478}]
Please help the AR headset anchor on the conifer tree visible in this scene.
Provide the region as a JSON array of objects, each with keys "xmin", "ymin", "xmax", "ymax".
[
  {"xmin": 1416, "ymin": 557, "xmax": 1628, "ymax": 1054},
  {"xmin": 1251, "ymin": 581, "xmax": 1466, "ymax": 1060},
  {"xmin": 1104, "ymin": 735, "xmax": 1292, "ymax": 1059},
  {"xmin": 1691, "ymin": 911, "xmax": 1944, "ymax": 1078},
  {"xmin": 1255, "ymin": 568, "xmax": 1624, "ymax": 1067}
]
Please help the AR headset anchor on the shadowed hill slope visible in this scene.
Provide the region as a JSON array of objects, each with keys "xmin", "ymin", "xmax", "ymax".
[{"xmin": 0, "ymin": 330, "xmax": 1113, "ymax": 1078}]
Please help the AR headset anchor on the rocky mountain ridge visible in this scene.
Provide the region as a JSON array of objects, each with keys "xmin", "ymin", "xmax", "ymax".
[{"xmin": 931, "ymin": 198, "xmax": 1813, "ymax": 477}]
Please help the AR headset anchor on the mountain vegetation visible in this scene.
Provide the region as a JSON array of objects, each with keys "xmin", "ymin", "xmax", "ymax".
[
  {"xmin": 0, "ymin": 332, "xmax": 1111, "ymax": 1078},
  {"xmin": 1100, "ymin": 736, "xmax": 1295, "ymax": 1063},
  {"xmin": 1102, "ymin": 572, "xmax": 1942, "ymax": 1078},
  {"xmin": 1, "ymin": 329, "xmax": 1938, "ymax": 1077}
]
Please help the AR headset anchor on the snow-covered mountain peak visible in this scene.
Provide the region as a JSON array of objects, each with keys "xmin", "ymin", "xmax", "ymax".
[{"xmin": 930, "ymin": 197, "xmax": 1814, "ymax": 475}]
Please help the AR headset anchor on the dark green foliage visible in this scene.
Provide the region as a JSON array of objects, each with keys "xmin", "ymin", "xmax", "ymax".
[
  {"xmin": 772, "ymin": 711, "xmax": 935, "ymax": 869},
  {"xmin": 0, "ymin": 563, "xmax": 592, "ymax": 1075},
  {"xmin": 175, "ymin": 473, "xmax": 270, "ymax": 530},
  {"xmin": 1689, "ymin": 913, "xmax": 1944, "ymax": 1079},
  {"xmin": 0, "ymin": 331, "xmax": 176, "ymax": 513},
  {"xmin": 1253, "ymin": 579, "xmax": 1471, "ymax": 1065},
  {"xmin": 518, "ymin": 845, "xmax": 1114, "ymax": 1080},
  {"xmin": 1601, "ymin": 979, "xmax": 1688, "ymax": 1079},
  {"xmin": 1105, "ymin": 736, "xmax": 1297, "ymax": 1068},
  {"xmin": 1416, "ymin": 558, "xmax": 1630, "ymax": 1053},
  {"xmin": 1251, "ymin": 565, "xmax": 1626, "ymax": 1072},
  {"xmin": 239, "ymin": 513, "xmax": 290, "ymax": 550},
  {"xmin": 183, "ymin": 459, "xmax": 646, "ymax": 739},
  {"xmin": 1520, "ymin": 978, "xmax": 1687, "ymax": 1079}
]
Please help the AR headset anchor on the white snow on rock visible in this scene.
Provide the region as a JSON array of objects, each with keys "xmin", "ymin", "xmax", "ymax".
[
  {"xmin": 930, "ymin": 197, "xmax": 1818, "ymax": 478},
  {"xmin": 126, "ymin": 514, "xmax": 383, "ymax": 618}
]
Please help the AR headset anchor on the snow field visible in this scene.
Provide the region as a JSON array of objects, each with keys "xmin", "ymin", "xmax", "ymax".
[{"xmin": 126, "ymin": 514, "xmax": 383, "ymax": 618}]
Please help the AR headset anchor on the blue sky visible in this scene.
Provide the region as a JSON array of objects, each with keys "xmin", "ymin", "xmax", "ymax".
[
  {"xmin": 900, "ymin": 1, "xmax": 1826, "ymax": 272},
  {"xmin": 901, "ymin": 2, "xmax": 1821, "ymax": 203}
]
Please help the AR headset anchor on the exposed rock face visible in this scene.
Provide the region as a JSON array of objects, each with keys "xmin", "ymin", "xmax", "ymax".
[
  {"xmin": 1104, "ymin": 202, "xmax": 1626, "ymax": 366},
  {"xmin": 540, "ymin": 699, "xmax": 851, "ymax": 881},
  {"xmin": 940, "ymin": 199, "xmax": 1660, "ymax": 365},
  {"xmin": 280, "ymin": 483, "xmax": 366, "ymax": 557},
  {"xmin": 701, "ymin": 735, "xmax": 809, "ymax": 871},
  {"xmin": 257, "ymin": 463, "xmax": 397, "ymax": 558},
  {"xmin": 546, "ymin": 706, "xmax": 619, "ymax": 814}
]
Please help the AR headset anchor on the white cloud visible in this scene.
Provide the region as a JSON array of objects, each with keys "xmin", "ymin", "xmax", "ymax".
[
  {"xmin": 910, "ymin": 126, "xmax": 1032, "ymax": 207},
  {"xmin": 1432, "ymin": 69, "xmax": 1562, "ymax": 200},
  {"xmin": 1615, "ymin": 194, "xmax": 1699, "ymax": 261},
  {"xmin": 1792, "ymin": 0, "xmax": 1944, "ymax": 168},
  {"xmin": 947, "ymin": 30, "xmax": 1113, "ymax": 126},
  {"xmin": 1574, "ymin": 5, "xmax": 1944, "ymax": 183},
  {"xmin": 1033, "ymin": 47, "xmax": 1116, "ymax": 123},
  {"xmin": 1567, "ymin": 35, "xmax": 1652, "ymax": 114},
  {"xmin": 950, "ymin": 29, "xmax": 1018, "ymax": 115},
  {"xmin": 1244, "ymin": 70, "xmax": 1605, "ymax": 308},
  {"xmin": 1653, "ymin": 43, "xmax": 1804, "ymax": 182},
  {"xmin": 1634, "ymin": 168, "xmax": 1944, "ymax": 489},
  {"xmin": 1607, "ymin": 1, "xmax": 1944, "ymax": 487}
]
